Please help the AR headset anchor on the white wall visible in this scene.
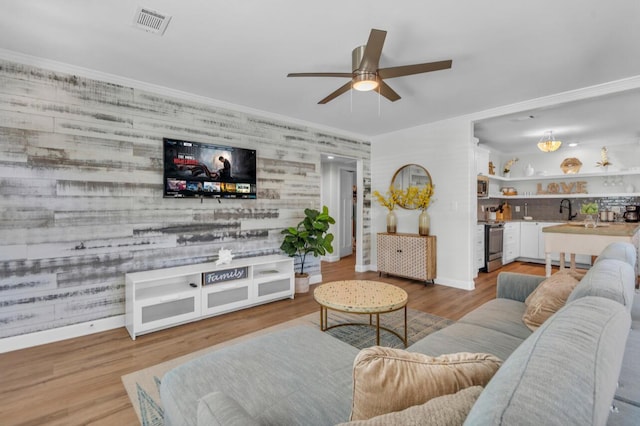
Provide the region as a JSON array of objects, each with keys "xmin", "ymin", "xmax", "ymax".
[{"xmin": 371, "ymin": 119, "xmax": 477, "ymax": 290}]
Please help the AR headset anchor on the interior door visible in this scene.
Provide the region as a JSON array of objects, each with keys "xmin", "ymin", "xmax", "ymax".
[{"xmin": 339, "ymin": 169, "xmax": 354, "ymax": 257}]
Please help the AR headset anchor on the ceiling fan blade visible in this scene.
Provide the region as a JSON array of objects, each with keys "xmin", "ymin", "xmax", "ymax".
[
  {"xmin": 378, "ymin": 80, "xmax": 401, "ymax": 102},
  {"xmin": 378, "ymin": 60, "xmax": 452, "ymax": 79},
  {"xmin": 358, "ymin": 29, "xmax": 387, "ymax": 72},
  {"xmin": 318, "ymin": 81, "xmax": 353, "ymax": 104},
  {"xmin": 287, "ymin": 72, "xmax": 353, "ymax": 78}
]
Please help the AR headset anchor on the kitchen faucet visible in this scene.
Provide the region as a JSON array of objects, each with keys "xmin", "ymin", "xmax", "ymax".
[{"xmin": 559, "ymin": 198, "xmax": 577, "ymax": 221}]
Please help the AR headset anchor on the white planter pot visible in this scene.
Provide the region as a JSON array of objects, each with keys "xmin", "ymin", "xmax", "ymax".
[{"xmin": 295, "ymin": 274, "xmax": 310, "ymax": 293}]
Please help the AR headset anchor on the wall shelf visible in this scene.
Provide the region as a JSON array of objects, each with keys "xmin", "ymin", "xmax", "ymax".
[
  {"xmin": 479, "ymin": 170, "xmax": 640, "ymax": 199},
  {"xmin": 488, "ymin": 192, "xmax": 640, "ymax": 199},
  {"xmin": 481, "ymin": 169, "xmax": 640, "ymax": 182}
]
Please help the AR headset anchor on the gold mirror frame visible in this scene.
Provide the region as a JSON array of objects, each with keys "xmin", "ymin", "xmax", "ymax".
[{"xmin": 391, "ymin": 164, "xmax": 432, "ymax": 210}]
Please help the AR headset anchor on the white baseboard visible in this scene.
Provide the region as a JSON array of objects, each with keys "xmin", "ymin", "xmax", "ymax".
[
  {"xmin": 355, "ymin": 263, "xmax": 371, "ymax": 272},
  {"xmin": 0, "ymin": 315, "xmax": 125, "ymax": 354},
  {"xmin": 433, "ymin": 278, "xmax": 475, "ymax": 291},
  {"xmin": 309, "ymin": 273, "xmax": 323, "ymax": 285}
]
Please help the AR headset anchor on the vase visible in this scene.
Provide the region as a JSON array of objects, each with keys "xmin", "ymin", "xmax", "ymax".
[
  {"xmin": 584, "ymin": 215, "xmax": 596, "ymax": 228},
  {"xmin": 386, "ymin": 210, "xmax": 397, "ymax": 234},
  {"xmin": 418, "ymin": 210, "xmax": 430, "ymax": 236},
  {"xmin": 525, "ymin": 164, "xmax": 534, "ymax": 177},
  {"xmin": 503, "ymin": 171, "xmax": 510, "ymax": 178}
]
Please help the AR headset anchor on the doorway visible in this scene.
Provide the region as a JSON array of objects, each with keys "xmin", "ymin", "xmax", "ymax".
[{"xmin": 320, "ymin": 154, "xmax": 360, "ymax": 265}]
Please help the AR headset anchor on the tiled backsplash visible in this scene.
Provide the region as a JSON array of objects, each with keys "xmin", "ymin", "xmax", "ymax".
[{"xmin": 478, "ymin": 196, "xmax": 639, "ymax": 222}]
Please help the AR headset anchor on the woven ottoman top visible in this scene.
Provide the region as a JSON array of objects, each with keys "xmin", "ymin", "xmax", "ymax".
[{"xmin": 313, "ymin": 280, "xmax": 408, "ymax": 313}]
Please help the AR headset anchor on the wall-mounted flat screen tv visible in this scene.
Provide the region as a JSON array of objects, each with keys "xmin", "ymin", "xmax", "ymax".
[{"xmin": 163, "ymin": 138, "xmax": 257, "ymax": 199}]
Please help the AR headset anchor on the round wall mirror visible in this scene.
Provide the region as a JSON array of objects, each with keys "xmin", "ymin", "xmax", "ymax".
[{"xmin": 391, "ymin": 164, "xmax": 432, "ymax": 209}]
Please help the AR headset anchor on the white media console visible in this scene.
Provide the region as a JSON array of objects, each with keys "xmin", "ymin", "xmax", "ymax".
[{"xmin": 125, "ymin": 254, "xmax": 294, "ymax": 339}]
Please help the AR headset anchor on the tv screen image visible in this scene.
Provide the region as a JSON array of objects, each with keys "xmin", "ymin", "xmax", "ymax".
[{"xmin": 163, "ymin": 138, "xmax": 257, "ymax": 199}]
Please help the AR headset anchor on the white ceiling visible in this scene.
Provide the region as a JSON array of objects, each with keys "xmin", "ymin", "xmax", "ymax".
[{"xmin": 1, "ymin": 0, "xmax": 640, "ymax": 142}]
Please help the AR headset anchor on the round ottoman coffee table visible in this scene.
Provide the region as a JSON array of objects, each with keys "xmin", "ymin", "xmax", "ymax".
[{"xmin": 313, "ymin": 280, "xmax": 408, "ymax": 347}]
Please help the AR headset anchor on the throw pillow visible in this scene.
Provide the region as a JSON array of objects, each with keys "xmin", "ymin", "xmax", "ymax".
[
  {"xmin": 337, "ymin": 385, "xmax": 483, "ymax": 426},
  {"xmin": 523, "ymin": 270, "xmax": 581, "ymax": 331},
  {"xmin": 350, "ymin": 347, "xmax": 502, "ymax": 421}
]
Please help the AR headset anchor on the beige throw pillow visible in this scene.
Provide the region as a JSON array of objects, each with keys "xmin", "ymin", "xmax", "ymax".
[
  {"xmin": 338, "ymin": 385, "xmax": 483, "ymax": 426},
  {"xmin": 350, "ymin": 347, "xmax": 502, "ymax": 421},
  {"xmin": 523, "ymin": 270, "xmax": 581, "ymax": 331}
]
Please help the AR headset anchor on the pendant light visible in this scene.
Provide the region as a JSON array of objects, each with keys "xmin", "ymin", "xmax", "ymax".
[{"xmin": 537, "ymin": 131, "xmax": 562, "ymax": 152}]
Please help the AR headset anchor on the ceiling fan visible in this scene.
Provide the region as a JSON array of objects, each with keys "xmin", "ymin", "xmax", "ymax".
[{"xmin": 287, "ymin": 28, "xmax": 452, "ymax": 104}]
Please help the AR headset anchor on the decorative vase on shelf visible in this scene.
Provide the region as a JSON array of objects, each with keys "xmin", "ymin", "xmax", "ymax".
[
  {"xmin": 503, "ymin": 171, "xmax": 510, "ymax": 178},
  {"xmin": 418, "ymin": 210, "xmax": 430, "ymax": 236},
  {"xmin": 524, "ymin": 164, "xmax": 534, "ymax": 177},
  {"xmin": 386, "ymin": 210, "xmax": 397, "ymax": 234}
]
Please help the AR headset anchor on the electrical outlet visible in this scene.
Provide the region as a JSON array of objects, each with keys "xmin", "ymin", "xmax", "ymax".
[
  {"xmin": 515, "ymin": 206, "xmax": 521, "ymax": 212},
  {"xmin": 612, "ymin": 206, "xmax": 621, "ymax": 213}
]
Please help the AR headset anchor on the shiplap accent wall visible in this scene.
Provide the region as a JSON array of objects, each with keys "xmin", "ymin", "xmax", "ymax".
[{"xmin": 0, "ymin": 59, "xmax": 371, "ymax": 339}]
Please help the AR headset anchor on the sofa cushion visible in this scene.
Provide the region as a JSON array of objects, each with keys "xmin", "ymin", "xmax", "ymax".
[
  {"xmin": 464, "ymin": 297, "xmax": 631, "ymax": 426},
  {"xmin": 522, "ymin": 270, "xmax": 581, "ymax": 331},
  {"xmin": 614, "ymin": 327, "xmax": 640, "ymax": 409},
  {"xmin": 458, "ymin": 298, "xmax": 533, "ymax": 340},
  {"xmin": 594, "ymin": 241, "xmax": 637, "ymax": 267},
  {"xmin": 337, "ymin": 386, "xmax": 483, "ymax": 426},
  {"xmin": 160, "ymin": 325, "xmax": 359, "ymax": 426},
  {"xmin": 408, "ymin": 322, "xmax": 526, "ymax": 361},
  {"xmin": 567, "ymin": 258, "xmax": 636, "ymax": 313},
  {"xmin": 197, "ymin": 392, "xmax": 260, "ymax": 426},
  {"xmin": 350, "ymin": 347, "xmax": 501, "ymax": 421}
]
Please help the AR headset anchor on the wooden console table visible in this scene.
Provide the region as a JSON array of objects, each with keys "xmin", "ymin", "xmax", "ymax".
[
  {"xmin": 542, "ymin": 223, "xmax": 640, "ymax": 277},
  {"xmin": 377, "ymin": 233, "xmax": 437, "ymax": 284}
]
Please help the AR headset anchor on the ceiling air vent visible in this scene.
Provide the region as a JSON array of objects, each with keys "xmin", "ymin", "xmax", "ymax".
[{"xmin": 133, "ymin": 6, "xmax": 171, "ymax": 35}]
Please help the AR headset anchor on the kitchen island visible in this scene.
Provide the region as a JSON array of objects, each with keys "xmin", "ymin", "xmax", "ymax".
[{"xmin": 542, "ymin": 223, "xmax": 640, "ymax": 277}]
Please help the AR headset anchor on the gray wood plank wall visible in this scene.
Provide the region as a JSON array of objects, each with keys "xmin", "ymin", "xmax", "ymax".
[{"xmin": 0, "ymin": 59, "xmax": 371, "ymax": 338}]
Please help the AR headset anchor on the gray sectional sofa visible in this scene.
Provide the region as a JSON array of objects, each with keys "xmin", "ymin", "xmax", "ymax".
[{"xmin": 160, "ymin": 242, "xmax": 639, "ymax": 426}]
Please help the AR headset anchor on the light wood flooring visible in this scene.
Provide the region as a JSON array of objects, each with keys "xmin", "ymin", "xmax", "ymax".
[{"xmin": 0, "ymin": 257, "xmax": 549, "ymax": 426}]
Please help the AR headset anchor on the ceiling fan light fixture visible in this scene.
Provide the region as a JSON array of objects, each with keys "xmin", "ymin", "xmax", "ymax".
[
  {"xmin": 537, "ymin": 131, "xmax": 562, "ymax": 152},
  {"xmin": 352, "ymin": 73, "xmax": 379, "ymax": 91}
]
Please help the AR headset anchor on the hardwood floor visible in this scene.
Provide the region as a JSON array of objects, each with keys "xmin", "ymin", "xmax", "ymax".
[{"xmin": 0, "ymin": 258, "xmax": 549, "ymax": 426}]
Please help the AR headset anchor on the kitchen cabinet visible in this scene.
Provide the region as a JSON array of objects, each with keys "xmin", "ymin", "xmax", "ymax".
[
  {"xmin": 377, "ymin": 233, "xmax": 437, "ymax": 283},
  {"xmin": 502, "ymin": 222, "xmax": 520, "ymax": 264},
  {"xmin": 520, "ymin": 222, "xmax": 541, "ymax": 259},
  {"xmin": 475, "ymin": 146, "xmax": 490, "ymax": 176},
  {"xmin": 518, "ymin": 222, "xmax": 591, "ymax": 266},
  {"xmin": 475, "ymin": 224, "xmax": 485, "ymax": 272}
]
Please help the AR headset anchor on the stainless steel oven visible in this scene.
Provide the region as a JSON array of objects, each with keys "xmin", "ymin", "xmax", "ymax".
[{"xmin": 484, "ymin": 223, "xmax": 504, "ymax": 272}]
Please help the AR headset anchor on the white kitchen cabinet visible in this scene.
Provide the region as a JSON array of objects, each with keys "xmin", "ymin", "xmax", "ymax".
[
  {"xmin": 520, "ymin": 222, "xmax": 541, "ymax": 259},
  {"xmin": 502, "ymin": 222, "xmax": 520, "ymax": 264},
  {"xmin": 476, "ymin": 146, "xmax": 490, "ymax": 176},
  {"xmin": 476, "ymin": 224, "xmax": 485, "ymax": 272},
  {"xmin": 518, "ymin": 222, "xmax": 591, "ymax": 266}
]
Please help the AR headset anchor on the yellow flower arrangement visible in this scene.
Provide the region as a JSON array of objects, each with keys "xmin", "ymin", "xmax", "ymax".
[
  {"xmin": 503, "ymin": 157, "xmax": 519, "ymax": 174},
  {"xmin": 596, "ymin": 146, "xmax": 612, "ymax": 167},
  {"xmin": 372, "ymin": 186, "xmax": 404, "ymax": 211},
  {"xmin": 406, "ymin": 184, "xmax": 435, "ymax": 210}
]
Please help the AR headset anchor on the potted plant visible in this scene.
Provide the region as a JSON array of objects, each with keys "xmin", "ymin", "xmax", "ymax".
[{"xmin": 280, "ymin": 206, "xmax": 335, "ymax": 293}]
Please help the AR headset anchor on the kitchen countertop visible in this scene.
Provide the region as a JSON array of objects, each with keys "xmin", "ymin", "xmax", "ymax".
[{"xmin": 542, "ymin": 222, "xmax": 640, "ymax": 236}]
